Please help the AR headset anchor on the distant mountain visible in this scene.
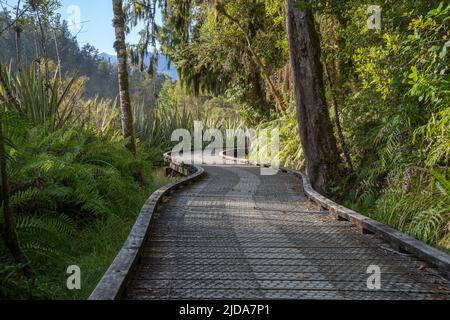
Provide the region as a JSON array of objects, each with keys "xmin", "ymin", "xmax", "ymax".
[
  {"xmin": 99, "ymin": 52, "xmax": 178, "ymax": 80},
  {"xmin": 156, "ymin": 55, "xmax": 178, "ymax": 81},
  {"xmin": 99, "ymin": 52, "xmax": 117, "ymax": 64}
]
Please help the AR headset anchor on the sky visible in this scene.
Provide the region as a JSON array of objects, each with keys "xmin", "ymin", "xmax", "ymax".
[
  {"xmin": 58, "ymin": 0, "xmax": 146, "ymax": 55},
  {"xmin": 58, "ymin": 0, "xmax": 176, "ymax": 78},
  {"xmin": 2, "ymin": 0, "xmax": 175, "ymax": 75},
  {"xmin": 1, "ymin": 0, "xmax": 136, "ymax": 54}
]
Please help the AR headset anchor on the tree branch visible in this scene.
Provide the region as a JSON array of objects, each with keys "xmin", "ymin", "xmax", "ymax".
[{"xmin": 0, "ymin": 3, "xmax": 30, "ymax": 37}]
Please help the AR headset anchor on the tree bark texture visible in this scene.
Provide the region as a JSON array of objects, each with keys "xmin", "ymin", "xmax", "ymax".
[
  {"xmin": 285, "ymin": 0, "xmax": 342, "ymax": 195},
  {"xmin": 112, "ymin": 0, "xmax": 137, "ymax": 154}
]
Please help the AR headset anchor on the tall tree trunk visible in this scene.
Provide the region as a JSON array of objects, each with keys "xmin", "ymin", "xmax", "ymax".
[
  {"xmin": 53, "ymin": 28, "xmax": 62, "ymax": 81},
  {"xmin": 112, "ymin": 0, "xmax": 136, "ymax": 154},
  {"xmin": 283, "ymin": 62, "xmax": 291, "ymax": 95},
  {"xmin": 14, "ymin": 1, "xmax": 22, "ymax": 75},
  {"xmin": 36, "ymin": 12, "xmax": 50, "ymax": 92},
  {"xmin": 33, "ymin": 25, "xmax": 40, "ymax": 62},
  {"xmin": 0, "ymin": 114, "xmax": 34, "ymax": 280},
  {"xmin": 14, "ymin": 27, "xmax": 22, "ymax": 73},
  {"xmin": 285, "ymin": 0, "xmax": 342, "ymax": 195}
]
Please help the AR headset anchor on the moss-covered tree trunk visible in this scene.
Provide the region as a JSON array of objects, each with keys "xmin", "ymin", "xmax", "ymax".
[
  {"xmin": 285, "ymin": 0, "xmax": 342, "ymax": 195},
  {"xmin": 14, "ymin": 26, "xmax": 22, "ymax": 70},
  {"xmin": 112, "ymin": 0, "xmax": 136, "ymax": 155}
]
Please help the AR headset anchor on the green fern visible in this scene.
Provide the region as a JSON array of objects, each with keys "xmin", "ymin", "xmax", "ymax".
[
  {"xmin": 432, "ymin": 170, "xmax": 450, "ymax": 196},
  {"xmin": 409, "ymin": 207, "xmax": 447, "ymax": 245}
]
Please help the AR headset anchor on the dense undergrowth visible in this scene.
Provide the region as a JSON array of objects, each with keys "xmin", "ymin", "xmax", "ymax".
[
  {"xmin": 0, "ymin": 62, "xmax": 174, "ymax": 299},
  {"xmin": 0, "ymin": 120, "xmax": 173, "ymax": 299},
  {"xmin": 331, "ymin": 1, "xmax": 449, "ymax": 251}
]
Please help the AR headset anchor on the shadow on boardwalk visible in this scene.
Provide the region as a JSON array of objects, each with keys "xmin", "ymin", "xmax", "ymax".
[{"xmin": 125, "ymin": 156, "xmax": 450, "ymax": 300}]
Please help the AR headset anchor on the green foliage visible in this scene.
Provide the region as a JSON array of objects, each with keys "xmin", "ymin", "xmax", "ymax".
[
  {"xmin": 134, "ymin": 81, "xmax": 194, "ymax": 150},
  {"xmin": 0, "ymin": 255, "xmax": 48, "ymax": 299},
  {"xmin": 0, "ymin": 106, "xmax": 165, "ymax": 299},
  {"xmin": 414, "ymin": 106, "xmax": 450, "ymax": 168},
  {"xmin": 325, "ymin": 1, "xmax": 450, "ymax": 250},
  {"xmin": 0, "ymin": 30, "xmax": 170, "ymax": 296},
  {"xmin": 160, "ymin": 0, "xmax": 287, "ymax": 114},
  {"xmin": 408, "ymin": 3, "xmax": 450, "ymax": 168},
  {"xmin": 252, "ymin": 102, "xmax": 304, "ymax": 170},
  {"xmin": 363, "ymin": 172, "xmax": 449, "ymax": 250},
  {"xmin": 8, "ymin": 124, "xmax": 153, "ymax": 220},
  {"xmin": 0, "ymin": 63, "xmax": 122, "ymax": 134},
  {"xmin": 0, "ymin": 64, "xmax": 77, "ymax": 129},
  {"xmin": 0, "ymin": 8, "xmax": 168, "ymax": 105},
  {"xmin": 134, "ymin": 80, "xmax": 243, "ymax": 150},
  {"xmin": 0, "ymin": 1, "xmax": 175, "ymax": 301}
]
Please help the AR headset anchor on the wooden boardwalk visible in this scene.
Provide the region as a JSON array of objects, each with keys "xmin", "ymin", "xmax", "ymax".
[{"xmin": 124, "ymin": 157, "xmax": 450, "ymax": 300}]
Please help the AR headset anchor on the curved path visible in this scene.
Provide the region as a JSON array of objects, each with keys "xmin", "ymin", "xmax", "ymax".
[{"xmin": 125, "ymin": 152, "xmax": 450, "ymax": 300}]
